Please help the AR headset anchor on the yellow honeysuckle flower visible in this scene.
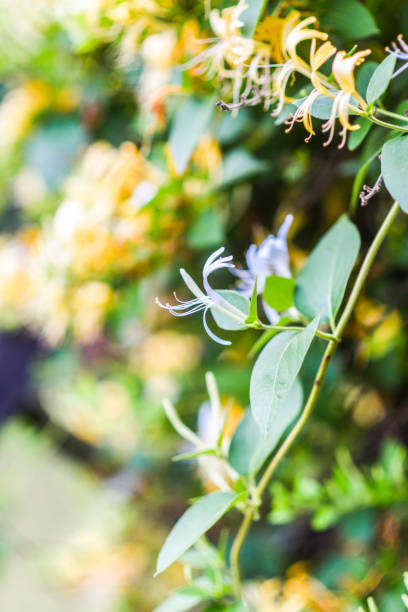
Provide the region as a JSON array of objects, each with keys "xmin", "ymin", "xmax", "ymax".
[
  {"xmin": 286, "ymin": 40, "xmax": 336, "ymax": 139},
  {"xmin": 332, "ymin": 48, "xmax": 370, "ymax": 106},
  {"xmin": 321, "ymin": 48, "xmax": 371, "ymax": 147},
  {"xmin": 272, "ymin": 13, "xmax": 328, "ymax": 115}
]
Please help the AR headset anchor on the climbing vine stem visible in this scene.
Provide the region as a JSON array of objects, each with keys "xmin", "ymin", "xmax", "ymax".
[{"xmin": 230, "ymin": 200, "xmax": 401, "ymax": 600}]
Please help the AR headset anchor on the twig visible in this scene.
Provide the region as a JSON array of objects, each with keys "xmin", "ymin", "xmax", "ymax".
[
  {"xmin": 216, "ymin": 86, "xmax": 265, "ymax": 112},
  {"xmin": 359, "ymin": 172, "xmax": 383, "ymax": 207}
]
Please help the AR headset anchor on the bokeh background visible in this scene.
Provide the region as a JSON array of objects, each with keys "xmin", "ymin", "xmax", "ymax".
[{"xmin": 0, "ymin": 1, "xmax": 407, "ymax": 610}]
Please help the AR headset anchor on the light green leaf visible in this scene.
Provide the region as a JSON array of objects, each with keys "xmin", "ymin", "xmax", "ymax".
[
  {"xmin": 152, "ymin": 589, "xmax": 205, "ymax": 612},
  {"xmin": 366, "ymin": 54, "xmax": 396, "ymax": 104},
  {"xmin": 245, "ymin": 279, "xmax": 259, "ymax": 325},
  {"xmin": 356, "ymin": 61, "xmax": 378, "ymax": 99},
  {"xmin": 263, "ymin": 276, "xmax": 295, "ymax": 311},
  {"xmin": 169, "ymin": 96, "xmax": 215, "ymax": 175},
  {"xmin": 211, "ymin": 290, "xmax": 250, "ymax": 330},
  {"xmin": 241, "ymin": 0, "xmax": 267, "ymax": 36},
  {"xmin": 187, "ymin": 209, "xmax": 225, "ymax": 249},
  {"xmin": 321, "ymin": 0, "xmax": 379, "ymax": 39},
  {"xmin": 229, "ymin": 379, "xmax": 303, "ymax": 475},
  {"xmin": 155, "ymin": 491, "xmax": 243, "ymax": 575},
  {"xmin": 250, "ymin": 318, "xmax": 318, "ymax": 433},
  {"xmin": 381, "ymin": 136, "xmax": 408, "ymax": 213},
  {"xmin": 295, "ymin": 216, "xmax": 361, "ymax": 325},
  {"xmin": 220, "ymin": 149, "xmax": 267, "ymax": 186}
]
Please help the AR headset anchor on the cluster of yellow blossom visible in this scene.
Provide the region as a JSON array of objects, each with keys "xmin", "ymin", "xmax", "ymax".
[
  {"xmin": 0, "ymin": 141, "xmax": 184, "ymax": 345},
  {"xmin": 204, "ymin": 2, "xmax": 372, "ymax": 147},
  {"xmin": 245, "ymin": 562, "xmax": 347, "ymax": 611}
]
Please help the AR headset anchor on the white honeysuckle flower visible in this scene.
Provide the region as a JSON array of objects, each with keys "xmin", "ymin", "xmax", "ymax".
[
  {"xmin": 162, "ymin": 373, "xmax": 239, "ymax": 492},
  {"xmin": 156, "ymin": 247, "xmax": 248, "ymax": 345},
  {"xmin": 232, "ymin": 214, "xmax": 293, "ymax": 323},
  {"xmin": 387, "ymin": 35, "xmax": 408, "ymax": 78}
]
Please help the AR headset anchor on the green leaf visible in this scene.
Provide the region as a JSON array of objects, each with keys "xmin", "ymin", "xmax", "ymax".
[
  {"xmin": 356, "ymin": 61, "xmax": 378, "ymax": 99},
  {"xmin": 155, "ymin": 491, "xmax": 243, "ymax": 575},
  {"xmin": 263, "ymin": 276, "xmax": 295, "ymax": 311},
  {"xmin": 245, "ymin": 279, "xmax": 260, "ymax": 325},
  {"xmin": 241, "ymin": 0, "xmax": 267, "ymax": 36},
  {"xmin": 347, "ymin": 118, "xmax": 372, "ymax": 151},
  {"xmin": 229, "ymin": 379, "xmax": 303, "ymax": 475},
  {"xmin": 381, "ymin": 136, "xmax": 408, "ymax": 213},
  {"xmin": 366, "ymin": 54, "xmax": 396, "ymax": 104},
  {"xmin": 152, "ymin": 589, "xmax": 205, "ymax": 612},
  {"xmin": 321, "ymin": 0, "xmax": 379, "ymax": 39},
  {"xmin": 248, "ymin": 317, "xmax": 292, "ymax": 358},
  {"xmin": 220, "ymin": 149, "xmax": 267, "ymax": 186},
  {"xmin": 211, "ymin": 290, "xmax": 250, "ymax": 330},
  {"xmin": 250, "ymin": 318, "xmax": 318, "ymax": 433},
  {"xmin": 295, "ymin": 216, "xmax": 361, "ymax": 325},
  {"xmin": 187, "ymin": 209, "xmax": 225, "ymax": 249},
  {"xmin": 169, "ymin": 96, "xmax": 215, "ymax": 175}
]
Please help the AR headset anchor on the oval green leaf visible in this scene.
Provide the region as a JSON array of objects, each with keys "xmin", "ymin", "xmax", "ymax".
[
  {"xmin": 381, "ymin": 136, "xmax": 408, "ymax": 213},
  {"xmin": 211, "ymin": 290, "xmax": 250, "ymax": 330},
  {"xmin": 229, "ymin": 379, "xmax": 303, "ymax": 475},
  {"xmin": 156, "ymin": 491, "xmax": 242, "ymax": 575},
  {"xmin": 295, "ymin": 215, "xmax": 361, "ymax": 326},
  {"xmin": 250, "ymin": 318, "xmax": 318, "ymax": 434},
  {"xmin": 366, "ymin": 54, "xmax": 396, "ymax": 104},
  {"xmin": 169, "ymin": 96, "xmax": 215, "ymax": 175}
]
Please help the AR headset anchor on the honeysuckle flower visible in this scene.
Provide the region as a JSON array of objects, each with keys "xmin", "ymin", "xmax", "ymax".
[
  {"xmin": 163, "ymin": 373, "xmax": 240, "ymax": 492},
  {"xmin": 286, "ymin": 40, "xmax": 336, "ymax": 140},
  {"xmin": 156, "ymin": 247, "xmax": 248, "ymax": 345},
  {"xmin": 271, "ymin": 13, "xmax": 328, "ymax": 116},
  {"xmin": 322, "ymin": 48, "xmax": 371, "ymax": 148},
  {"xmin": 184, "ymin": 0, "xmax": 253, "ymax": 89},
  {"xmin": 387, "ymin": 35, "xmax": 408, "ymax": 77},
  {"xmin": 232, "ymin": 214, "xmax": 293, "ymax": 323}
]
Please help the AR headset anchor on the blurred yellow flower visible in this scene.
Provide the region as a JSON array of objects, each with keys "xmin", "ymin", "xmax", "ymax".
[{"xmin": 0, "ymin": 81, "xmax": 50, "ymax": 154}]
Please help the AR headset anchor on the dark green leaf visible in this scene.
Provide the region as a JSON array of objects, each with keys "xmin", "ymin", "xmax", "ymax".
[
  {"xmin": 347, "ymin": 118, "xmax": 372, "ymax": 151},
  {"xmin": 295, "ymin": 216, "xmax": 361, "ymax": 325},
  {"xmin": 263, "ymin": 276, "xmax": 295, "ymax": 311},
  {"xmin": 321, "ymin": 0, "xmax": 379, "ymax": 39},
  {"xmin": 250, "ymin": 318, "xmax": 318, "ymax": 433}
]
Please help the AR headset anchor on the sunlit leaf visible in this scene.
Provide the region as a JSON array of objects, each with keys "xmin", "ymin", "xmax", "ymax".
[
  {"xmin": 295, "ymin": 216, "xmax": 361, "ymax": 325},
  {"xmin": 250, "ymin": 318, "xmax": 318, "ymax": 433},
  {"xmin": 263, "ymin": 276, "xmax": 295, "ymax": 311},
  {"xmin": 156, "ymin": 491, "xmax": 244, "ymax": 575}
]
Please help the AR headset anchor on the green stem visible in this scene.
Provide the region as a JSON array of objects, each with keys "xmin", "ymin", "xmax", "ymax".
[
  {"xmin": 262, "ymin": 324, "xmax": 335, "ymax": 342},
  {"xmin": 375, "ymin": 107, "xmax": 408, "ymax": 123},
  {"xmin": 229, "ymin": 201, "xmax": 400, "ymax": 600},
  {"xmin": 335, "ymin": 201, "xmax": 400, "ymax": 338},
  {"xmin": 368, "ymin": 113, "xmax": 408, "ymax": 132}
]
